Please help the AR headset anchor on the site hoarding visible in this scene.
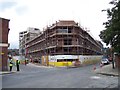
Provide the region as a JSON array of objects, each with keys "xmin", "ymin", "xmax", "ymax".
[{"xmin": 48, "ymin": 55, "xmax": 102, "ymax": 67}]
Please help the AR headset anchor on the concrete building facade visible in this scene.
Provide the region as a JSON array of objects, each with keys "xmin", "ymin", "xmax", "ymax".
[
  {"xmin": 0, "ymin": 17, "xmax": 10, "ymax": 71},
  {"xmin": 26, "ymin": 20, "xmax": 103, "ymax": 66},
  {"xmin": 19, "ymin": 27, "xmax": 40, "ymax": 55}
]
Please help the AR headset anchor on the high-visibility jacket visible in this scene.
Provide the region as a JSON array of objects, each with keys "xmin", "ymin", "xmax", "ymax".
[
  {"xmin": 18, "ymin": 60, "xmax": 20, "ymax": 64},
  {"xmin": 16, "ymin": 60, "xmax": 20, "ymax": 65},
  {"xmin": 9, "ymin": 63, "xmax": 13, "ymax": 66}
]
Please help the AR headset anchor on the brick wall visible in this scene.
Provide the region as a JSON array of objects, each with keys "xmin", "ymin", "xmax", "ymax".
[
  {"xmin": 1, "ymin": 47, "xmax": 8, "ymax": 71},
  {"xmin": 115, "ymin": 55, "xmax": 120, "ymax": 69},
  {"xmin": 0, "ymin": 18, "xmax": 10, "ymax": 71},
  {"xmin": 2, "ymin": 19, "xmax": 9, "ymax": 43}
]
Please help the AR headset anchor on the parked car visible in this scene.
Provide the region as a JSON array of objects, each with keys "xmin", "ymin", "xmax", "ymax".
[{"xmin": 101, "ymin": 56, "xmax": 110, "ymax": 65}]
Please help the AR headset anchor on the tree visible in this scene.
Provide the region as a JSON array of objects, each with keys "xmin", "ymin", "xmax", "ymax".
[{"xmin": 99, "ymin": 0, "xmax": 120, "ymax": 53}]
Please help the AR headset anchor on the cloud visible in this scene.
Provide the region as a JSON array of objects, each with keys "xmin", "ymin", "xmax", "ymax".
[
  {"xmin": 0, "ymin": 0, "xmax": 17, "ymax": 11},
  {"xmin": 15, "ymin": 6, "xmax": 28, "ymax": 15},
  {"xmin": 1, "ymin": 0, "xmax": 111, "ymax": 49},
  {"xmin": 0, "ymin": 0, "xmax": 28, "ymax": 16},
  {"xmin": 9, "ymin": 40, "xmax": 19, "ymax": 49}
]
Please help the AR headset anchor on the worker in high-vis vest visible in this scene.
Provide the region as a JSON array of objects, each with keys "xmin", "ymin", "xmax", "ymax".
[
  {"xmin": 9, "ymin": 61, "xmax": 13, "ymax": 71},
  {"xmin": 16, "ymin": 60, "xmax": 20, "ymax": 71}
]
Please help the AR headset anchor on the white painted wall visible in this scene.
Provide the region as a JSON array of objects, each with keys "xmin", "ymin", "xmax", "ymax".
[
  {"xmin": 49, "ymin": 55, "xmax": 102, "ymax": 63},
  {"xmin": 49, "ymin": 55, "xmax": 78, "ymax": 62},
  {"xmin": 79, "ymin": 55, "xmax": 102, "ymax": 64}
]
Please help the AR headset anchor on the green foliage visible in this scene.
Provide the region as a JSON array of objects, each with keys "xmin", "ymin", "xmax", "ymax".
[{"xmin": 99, "ymin": 0, "xmax": 120, "ymax": 53}]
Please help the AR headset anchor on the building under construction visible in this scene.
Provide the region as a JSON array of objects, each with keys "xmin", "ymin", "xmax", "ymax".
[{"xmin": 26, "ymin": 20, "xmax": 103, "ymax": 66}]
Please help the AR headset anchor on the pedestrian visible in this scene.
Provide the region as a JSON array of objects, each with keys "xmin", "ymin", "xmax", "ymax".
[
  {"xmin": 9, "ymin": 61, "xmax": 13, "ymax": 71},
  {"xmin": 72, "ymin": 61, "xmax": 75, "ymax": 66},
  {"xmin": 16, "ymin": 60, "xmax": 20, "ymax": 71},
  {"xmin": 25, "ymin": 59, "xmax": 27, "ymax": 65}
]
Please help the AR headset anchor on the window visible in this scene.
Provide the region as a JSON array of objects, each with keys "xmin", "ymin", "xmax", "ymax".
[
  {"xmin": 64, "ymin": 39, "xmax": 72, "ymax": 45},
  {"xmin": 64, "ymin": 47, "xmax": 68, "ymax": 52},
  {"xmin": 64, "ymin": 39, "xmax": 67, "ymax": 45},
  {"xmin": 57, "ymin": 29, "xmax": 68, "ymax": 33},
  {"xmin": 68, "ymin": 27, "xmax": 72, "ymax": 33},
  {"xmin": 34, "ymin": 28, "xmax": 39, "ymax": 30},
  {"xmin": 57, "ymin": 59, "xmax": 63, "ymax": 62},
  {"xmin": 68, "ymin": 39, "xmax": 72, "ymax": 45},
  {"xmin": 26, "ymin": 38, "xmax": 30, "ymax": 41}
]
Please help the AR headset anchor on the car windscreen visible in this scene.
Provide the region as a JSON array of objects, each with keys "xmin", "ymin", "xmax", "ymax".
[{"xmin": 102, "ymin": 56, "xmax": 108, "ymax": 59}]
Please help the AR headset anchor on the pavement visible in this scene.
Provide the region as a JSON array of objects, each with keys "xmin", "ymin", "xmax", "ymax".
[
  {"xmin": 94, "ymin": 63, "xmax": 119, "ymax": 76},
  {"xmin": 1, "ymin": 63, "xmax": 119, "ymax": 77},
  {"xmin": 0, "ymin": 71, "xmax": 16, "ymax": 75},
  {"xmin": 0, "ymin": 65, "xmax": 18, "ymax": 75}
]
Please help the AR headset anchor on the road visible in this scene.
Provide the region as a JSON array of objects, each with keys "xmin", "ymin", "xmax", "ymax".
[{"xmin": 2, "ymin": 63, "xmax": 118, "ymax": 88}]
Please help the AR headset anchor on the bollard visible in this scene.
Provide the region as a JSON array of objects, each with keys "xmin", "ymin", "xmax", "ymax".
[
  {"xmin": 93, "ymin": 65, "xmax": 96, "ymax": 70},
  {"xmin": 100, "ymin": 63, "xmax": 103, "ymax": 68}
]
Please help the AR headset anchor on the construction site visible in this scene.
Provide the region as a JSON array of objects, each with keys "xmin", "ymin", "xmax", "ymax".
[{"xmin": 25, "ymin": 20, "xmax": 103, "ymax": 67}]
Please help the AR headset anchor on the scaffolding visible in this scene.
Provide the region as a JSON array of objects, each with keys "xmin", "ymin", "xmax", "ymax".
[{"xmin": 25, "ymin": 20, "xmax": 103, "ymax": 63}]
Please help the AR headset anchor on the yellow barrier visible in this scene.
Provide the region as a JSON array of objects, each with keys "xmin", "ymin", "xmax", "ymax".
[
  {"xmin": 49, "ymin": 59, "xmax": 100, "ymax": 67},
  {"xmin": 49, "ymin": 62, "xmax": 72, "ymax": 67}
]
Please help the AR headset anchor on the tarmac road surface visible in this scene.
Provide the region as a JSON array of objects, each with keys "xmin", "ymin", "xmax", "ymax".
[{"xmin": 2, "ymin": 63, "xmax": 118, "ymax": 88}]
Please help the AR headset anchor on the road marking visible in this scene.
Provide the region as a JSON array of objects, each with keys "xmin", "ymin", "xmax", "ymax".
[{"xmin": 90, "ymin": 76, "xmax": 101, "ymax": 79}]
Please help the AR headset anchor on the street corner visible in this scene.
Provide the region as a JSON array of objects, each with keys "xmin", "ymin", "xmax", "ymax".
[
  {"xmin": 93, "ymin": 63, "xmax": 111, "ymax": 71},
  {"xmin": 93, "ymin": 64, "xmax": 119, "ymax": 77}
]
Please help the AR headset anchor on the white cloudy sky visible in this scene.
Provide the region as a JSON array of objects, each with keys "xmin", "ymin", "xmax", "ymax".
[{"xmin": 0, "ymin": 0, "xmax": 112, "ymax": 49}]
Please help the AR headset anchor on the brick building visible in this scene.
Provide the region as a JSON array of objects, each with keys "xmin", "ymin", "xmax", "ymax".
[
  {"xmin": 26, "ymin": 20, "xmax": 103, "ymax": 66},
  {"xmin": 115, "ymin": 54, "xmax": 120, "ymax": 69},
  {"xmin": 0, "ymin": 17, "xmax": 10, "ymax": 71}
]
